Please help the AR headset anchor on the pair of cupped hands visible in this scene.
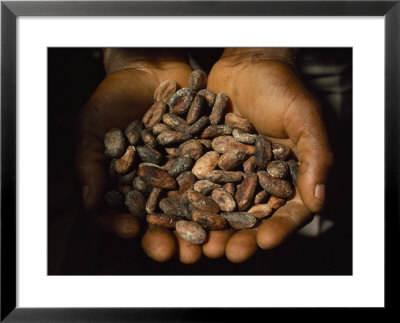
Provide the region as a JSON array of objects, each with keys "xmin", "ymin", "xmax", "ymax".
[{"xmin": 75, "ymin": 48, "xmax": 334, "ymax": 264}]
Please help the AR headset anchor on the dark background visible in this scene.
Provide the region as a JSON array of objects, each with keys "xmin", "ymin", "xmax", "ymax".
[{"xmin": 48, "ymin": 48, "xmax": 352, "ymax": 275}]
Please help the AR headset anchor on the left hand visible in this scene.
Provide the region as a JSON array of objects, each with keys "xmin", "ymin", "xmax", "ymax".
[{"xmin": 204, "ymin": 48, "xmax": 334, "ymax": 262}]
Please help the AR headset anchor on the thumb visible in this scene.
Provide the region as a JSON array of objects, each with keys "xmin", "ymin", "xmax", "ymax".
[
  {"xmin": 285, "ymin": 97, "xmax": 334, "ymax": 214},
  {"xmin": 75, "ymin": 112, "xmax": 108, "ymax": 213}
]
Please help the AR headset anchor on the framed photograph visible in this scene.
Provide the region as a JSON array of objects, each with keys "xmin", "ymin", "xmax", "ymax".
[{"xmin": 1, "ymin": 1, "xmax": 398, "ymax": 321}]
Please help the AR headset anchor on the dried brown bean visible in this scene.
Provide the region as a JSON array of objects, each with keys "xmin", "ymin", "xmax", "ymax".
[
  {"xmin": 125, "ymin": 190, "xmax": 146, "ymax": 218},
  {"xmin": 268, "ymin": 196, "xmax": 286, "ymax": 209},
  {"xmin": 243, "ymin": 156, "xmax": 257, "ymax": 175},
  {"xmin": 194, "ymin": 180, "xmax": 221, "ymax": 195},
  {"xmin": 209, "ymin": 93, "xmax": 228, "ymax": 125},
  {"xmin": 180, "ymin": 189, "xmax": 220, "ymax": 220},
  {"xmin": 161, "ymin": 157, "xmax": 177, "ymax": 172},
  {"xmin": 187, "ymin": 116, "xmax": 210, "ymax": 135},
  {"xmin": 186, "ymin": 94, "xmax": 206, "ymax": 124},
  {"xmin": 254, "ymin": 190, "xmax": 270, "ymax": 205},
  {"xmin": 175, "ymin": 220, "xmax": 207, "ymax": 244},
  {"xmin": 225, "ymin": 113, "xmax": 255, "ymax": 133},
  {"xmin": 159, "ymin": 197, "xmax": 183, "ymax": 216},
  {"xmin": 217, "ymin": 150, "xmax": 247, "ymax": 171},
  {"xmin": 141, "ymin": 129, "xmax": 157, "ymax": 149},
  {"xmin": 167, "ymin": 88, "xmax": 195, "ymax": 115},
  {"xmin": 200, "ymin": 125, "xmax": 233, "ymax": 138},
  {"xmin": 255, "ymin": 135, "xmax": 272, "ymax": 168},
  {"xmin": 162, "ymin": 113, "xmax": 189, "ymax": 133},
  {"xmin": 192, "ymin": 211, "xmax": 227, "ymax": 230},
  {"xmin": 168, "ymin": 171, "xmax": 197, "ymax": 199},
  {"xmin": 137, "ymin": 146, "xmax": 163, "ymax": 165},
  {"xmin": 157, "ymin": 131, "xmax": 192, "ymax": 145},
  {"xmin": 205, "ymin": 170, "xmax": 244, "ymax": 183},
  {"xmin": 189, "ymin": 70, "xmax": 207, "ymax": 91},
  {"xmin": 117, "ymin": 184, "xmax": 134, "ymax": 196},
  {"xmin": 197, "ymin": 89, "xmax": 216, "ymax": 108},
  {"xmin": 221, "ymin": 212, "xmax": 257, "ymax": 229},
  {"xmin": 212, "ymin": 136, "xmax": 255, "ymax": 155},
  {"xmin": 117, "ymin": 169, "xmax": 137, "ymax": 185},
  {"xmin": 223, "ymin": 182, "xmax": 236, "ymax": 196},
  {"xmin": 287, "ymin": 159, "xmax": 299, "ymax": 186},
  {"xmin": 115, "ymin": 146, "xmax": 136, "ymax": 175},
  {"xmin": 142, "ymin": 101, "xmax": 167, "ymax": 128},
  {"xmin": 198, "ymin": 138, "xmax": 212, "ymax": 149},
  {"xmin": 104, "ymin": 128, "xmax": 126, "ymax": 158},
  {"xmin": 146, "ymin": 213, "xmax": 180, "ymax": 229},
  {"xmin": 138, "ymin": 163, "xmax": 177, "ymax": 189},
  {"xmin": 124, "ymin": 120, "xmax": 143, "ymax": 146},
  {"xmin": 146, "ymin": 187, "xmax": 163, "ymax": 213},
  {"xmin": 211, "ymin": 188, "xmax": 237, "ymax": 212},
  {"xmin": 105, "ymin": 190, "xmax": 125, "ymax": 210},
  {"xmin": 152, "ymin": 123, "xmax": 170, "ymax": 136},
  {"xmin": 267, "ymin": 160, "xmax": 289, "ymax": 179},
  {"xmin": 272, "ymin": 143, "xmax": 291, "ymax": 160},
  {"xmin": 168, "ymin": 155, "xmax": 193, "ymax": 177},
  {"xmin": 257, "ymin": 171, "xmax": 293, "ymax": 199},
  {"xmin": 235, "ymin": 173, "xmax": 258, "ymax": 211},
  {"xmin": 154, "ymin": 79, "xmax": 177, "ymax": 103},
  {"xmin": 132, "ymin": 176, "xmax": 152, "ymax": 195},
  {"xmin": 179, "ymin": 139, "xmax": 204, "ymax": 160},
  {"xmin": 232, "ymin": 128, "xmax": 257, "ymax": 144},
  {"xmin": 247, "ymin": 204, "xmax": 273, "ymax": 219},
  {"xmin": 191, "ymin": 151, "xmax": 219, "ymax": 179},
  {"xmin": 165, "ymin": 147, "xmax": 181, "ymax": 158}
]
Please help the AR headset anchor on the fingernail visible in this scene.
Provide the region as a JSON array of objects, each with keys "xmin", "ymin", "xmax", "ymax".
[
  {"xmin": 314, "ymin": 184, "xmax": 325, "ymax": 201},
  {"xmin": 82, "ymin": 185, "xmax": 89, "ymax": 202}
]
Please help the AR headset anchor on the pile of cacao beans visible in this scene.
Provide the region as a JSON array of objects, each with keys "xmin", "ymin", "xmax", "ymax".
[{"xmin": 104, "ymin": 70, "xmax": 299, "ymax": 245}]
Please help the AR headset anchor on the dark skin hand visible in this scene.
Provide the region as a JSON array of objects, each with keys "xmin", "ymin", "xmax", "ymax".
[
  {"xmin": 204, "ymin": 48, "xmax": 334, "ymax": 262},
  {"xmin": 75, "ymin": 49, "xmax": 199, "ymax": 262},
  {"xmin": 75, "ymin": 48, "xmax": 334, "ymax": 264}
]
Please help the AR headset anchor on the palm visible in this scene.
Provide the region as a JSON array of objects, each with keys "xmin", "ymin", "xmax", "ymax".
[{"xmin": 205, "ymin": 59, "xmax": 328, "ymax": 262}]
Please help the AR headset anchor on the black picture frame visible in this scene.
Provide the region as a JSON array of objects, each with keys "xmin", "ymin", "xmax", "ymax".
[{"xmin": 1, "ymin": 1, "xmax": 399, "ymax": 321}]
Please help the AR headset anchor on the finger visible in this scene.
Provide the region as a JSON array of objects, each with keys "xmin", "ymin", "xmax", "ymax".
[
  {"xmin": 225, "ymin": 229, "xmax": 258, "ymax": 263},
  {"xmin": 256, "ymin": 193, "xmax": 313, "ymax": 250},
  {"xmin": 284, "ymin": 96, "xmax": 334, "ymax": 213},
  {"xmin": 98, "ymin": 211, "xmax": 142, "ymax": 239},
  {"xmin": 141, "ymin": 225, "xmax": 177, "ymax": 262},
  {"xmin": 75, "ymin": 127, "xmax": 107, "ymax": 213},
  {"xmin": 202, "ymin": 229, "xmax": 234, "ymax": 259},
  {"xmin": 174, "ymin": 231, "xmax": 203, "ymax": 264}
]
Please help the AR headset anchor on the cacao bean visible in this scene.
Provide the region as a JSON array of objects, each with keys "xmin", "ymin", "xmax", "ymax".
[
  {"xmin": 191, "ymin": 151, "xmax": 219, "ymax": 179},
  {"xmin": 257, "ymin": 171, "xmax": 293, "ymax": 199},
  {"xmin": 221, "ymin": 212, "xmax": 257, "ymax": 229},
  {"xmin": 197, "ymin": 89, "xmax": 216, "ymax": 108},
  {"xmin": 146, "ymin": 187, "xmax": 163, "ymax": 213},
  {"xmin": 104, "ymin": 128, "xmax": 126, "ymax": 158},
  {"xmin": 189, "ymin": 70, "xmax": 207, "ymax": 91},
  {"xmin": 194, "ymin": 180, "xmax": 221, "ymax": 195},
  {"xmin": 209, "ymin": 93, "xmax": 228, "ymax": 125},
  {"xmin": 266, "ymin": 160, "xmax": 289, "ymax": 179},
  {"xmin": 211, "ymin": 188, "xmax": 237, "ymax": 212},
  {"xmin": 187, "ymin": 116, "xmax": 210, "ymax": 135},
  {"xmin": 179, "ymin": 139, "xmax": 204, "ymax": 160},
  {"xmin": 192, "ymin": 211, "xmax": 227, "ymax": 230},
  {"xmin": 167, "ymin": 88, "xmax": 195, "ymax": 115},
  {"xmin": 168, "ymin": 155, "xmax": 193, "ymax": 177},
  {"xmin": 175, "ymin": 220, "xmax": 207, "ymax": 244},
  {"xmin": 142, "ymin": 101, "xmax": 167, "ymax": 128},
  {"xmin": 186, "ymin": 94, "xmax": 206, "ymax": 124},
  {"xmin": 217, "ymin": 150, "xmax": 247, "ymax": 171},
  {"xmin": 154, "ymin": 79, "xmax": 177, "ymax": 103},
  {"xmin": 138, "ymin": 163, "xmax": 177, "ymax": 189},
  {"xmin": 201, "ymin": 124, "xmax": 233, "ymax": 138},
  {"xmin": 235, "ymin": 173, "xmax": 258, "ymax": 211},
  {"xmin": 125, "ymin": 190, "xmax": 146, "ymax": 218},
  {"xmin": 205, "ymin": 170, "xmax": 243, "ymax": 183},
  {"xmin": 115, "ymin": 146, "xmax": 136, "ymax": 175},
  {"xmin": 125, "ymin": 120, "xmax": 143, "ymax": 146},
  {"xmin": 146, "ymin": 212, "xmax": 180, "ymax": 229},
  {"xmin": 225, "ymin": 112, "xmax": 254, "ymax": 133},
  {"xmin": 212, "ymin": 136, "xmax": 255, "ymax": 155},
  {"xmin": 254, "ymin": 135, "xmax": 272, "ymax": 168},
  {"xmin": 137, "ymin": 146, "xmax": 163, "ymax": 165},
  {"xmin": 157, "ymin": 130, "xmax": 192, "ymax": 145},
  {"xmin": 141, "ymin": 128, "xmax": 157, "ymax": 149},
  {"xmin": 232, "ymin": 128, "xmax": 257, "ymax": 144},
  {"xmin": 162, "ymin": 113, "xmax": 189, "ymax": 133}
]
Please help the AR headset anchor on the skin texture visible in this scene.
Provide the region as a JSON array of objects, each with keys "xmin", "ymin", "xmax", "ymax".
[
  {"xmin": 206, "ymin": 48, "xmax": 334, "ymax": 259},
  {"xmin": 75, "ymin": 48, "xmax": 333, "ymax": 264}
]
